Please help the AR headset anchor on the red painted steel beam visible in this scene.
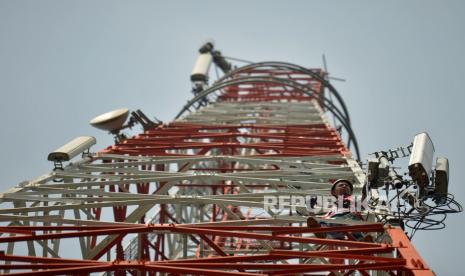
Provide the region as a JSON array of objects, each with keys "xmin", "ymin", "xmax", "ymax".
[{"xmin": 387, "ymin": 227, "xmax": 435, "ymax": 276}]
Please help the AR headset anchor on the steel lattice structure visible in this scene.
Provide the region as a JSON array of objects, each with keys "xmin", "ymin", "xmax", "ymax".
[{"xmin": 0, "ymin": 54, "xmax": 435, "ymax": 275}]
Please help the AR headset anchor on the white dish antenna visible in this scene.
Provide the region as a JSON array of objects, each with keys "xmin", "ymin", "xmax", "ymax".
[{"xmin": 90, "ymin": 108, "xmax": 129, "ymax": 133}]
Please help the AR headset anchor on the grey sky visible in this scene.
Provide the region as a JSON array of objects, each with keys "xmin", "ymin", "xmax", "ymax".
[{"xmin": 1, "ymin": 0, "xmax": 464, "ymax": 274}]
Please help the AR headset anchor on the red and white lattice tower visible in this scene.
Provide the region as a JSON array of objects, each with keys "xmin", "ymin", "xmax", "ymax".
[{"xmin": 0, "ymin": 48, "xmax": 434, "ymax": 275}]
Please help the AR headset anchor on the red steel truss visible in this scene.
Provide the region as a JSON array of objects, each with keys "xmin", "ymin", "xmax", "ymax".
[{"xmin": 0, "ymin": 62, "xmax": 434, "ymax": 275}]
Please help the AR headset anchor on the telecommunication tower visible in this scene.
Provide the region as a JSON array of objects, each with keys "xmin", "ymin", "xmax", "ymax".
[{"xmin": 0, "ymin": 42, "xmax": 461, "ymax": 275}]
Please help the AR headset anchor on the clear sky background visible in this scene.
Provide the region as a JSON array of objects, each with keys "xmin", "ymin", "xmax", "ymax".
[{"xmin": 1, "ymin": 0, "xmax": 464, "ymax": 274}]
